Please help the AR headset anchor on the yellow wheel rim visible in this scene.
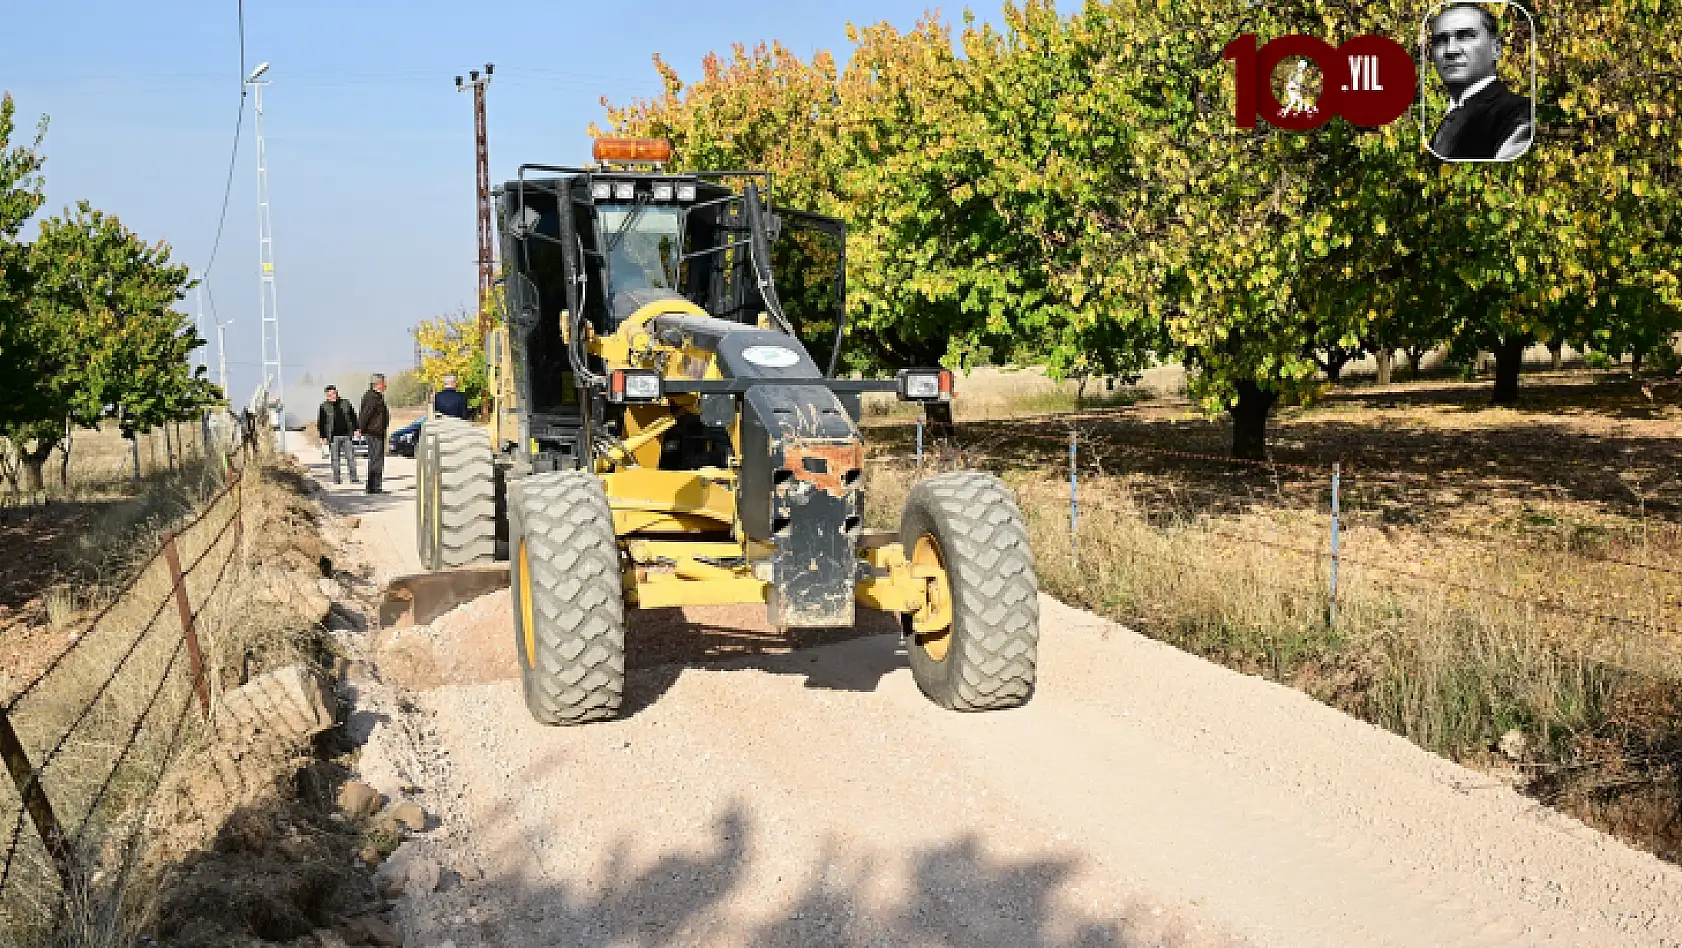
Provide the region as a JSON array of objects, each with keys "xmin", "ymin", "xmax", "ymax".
[
  {"xmin": 416, "ymin": 439, "xmax": 430, "ymax": 542},
  {"xmin": 910, "ymin": 532, "xmax": 954, "ymax": 661},
  {"xmin": 518, "ymin": 538, "xmax": 537, "ymax": 669},
  {"xmin": 428, "ymin": 450, "xmax": 442, "ymax": 560}
]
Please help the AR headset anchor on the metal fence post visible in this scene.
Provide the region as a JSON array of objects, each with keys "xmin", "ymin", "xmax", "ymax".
[
  {"xmin": 1329, "ymin": 462, "xmax": 1342, "ymax": 627},
  {"xmin": 915, "ymin": 413, "xmax": 924, "ymax": 467},
  {"xmin": 1069, "ymin": 429, "xmax": 1079, "ymax": 554},
  {"xmin": 0, "ymin": 708, "xmax": 75, "ymax": 892},
  {"xmin": 160, "ymin": 531, "xmax": 212, "ymax": 716}
]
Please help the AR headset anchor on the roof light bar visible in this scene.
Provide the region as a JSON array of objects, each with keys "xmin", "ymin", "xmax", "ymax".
[{"xmin": 592, "ymin": 137, "xmax": 673, "ymax": 164}]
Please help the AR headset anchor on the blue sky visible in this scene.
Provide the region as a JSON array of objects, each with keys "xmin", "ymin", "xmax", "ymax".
[{"xmin": 3, "ymin": 0, "xmax": 974, "ymax": 412}]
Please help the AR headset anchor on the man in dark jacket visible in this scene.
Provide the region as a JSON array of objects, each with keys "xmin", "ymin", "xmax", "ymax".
[
  {"xmin": 317, "ymin": 385, "xmax": 360, "ymax": 485},
  {"xmin": 358, "ymin": 374, "xmax": 391, "ymax": 494},
  {"xmin": 433, "ymin": 374, "xmax": 470, "ymax": 420},
  {"xmin": 1427, "ymin": 3, "xmax": 1533, "ymax": 161}
]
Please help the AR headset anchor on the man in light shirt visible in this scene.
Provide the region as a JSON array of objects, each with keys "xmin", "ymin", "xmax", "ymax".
[{"xmin": 1427, "ymin": 3, "xmax": 1533, "ymax": 161}]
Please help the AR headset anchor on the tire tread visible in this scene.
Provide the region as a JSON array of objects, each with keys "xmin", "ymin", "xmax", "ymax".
[
  {"xmin": 901, "ymin": 472, "xmax": 1039, "ymax": 711},
  {"xmin": 511, "ymin": 472, "xmax": 626, "ymax": 725}
]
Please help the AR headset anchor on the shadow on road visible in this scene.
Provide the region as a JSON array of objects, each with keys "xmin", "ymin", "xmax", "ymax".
[
  {"xmin": 405, "ymin": 801, "xmax": 1220, "ymax": 947},
  {"xmin": 619, "ymin": 632, "xmax": 909, "ymax": 718}
]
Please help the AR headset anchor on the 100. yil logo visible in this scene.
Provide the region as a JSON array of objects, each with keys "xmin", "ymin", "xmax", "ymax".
[{"xmin": 1224, "ymin": 34, "xmax": 1417, "ymax": 130}]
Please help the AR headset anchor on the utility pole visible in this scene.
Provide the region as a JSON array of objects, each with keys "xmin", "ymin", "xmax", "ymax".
[
  {"xmin": 455, "ymin": 64, "xmax": 495, "ymax": 340},
  {"xmin": 216, "ymin": 320, "xmax": 232, "ymax": 394},
  {"xmin": 248, "ymin": 61, "xmax": 286, "ymax": 453}
]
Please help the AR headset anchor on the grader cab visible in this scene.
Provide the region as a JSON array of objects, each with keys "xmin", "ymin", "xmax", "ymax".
[{"xmin": 414, "ymin": 137, "xmax": 1040, "ymax": 724}]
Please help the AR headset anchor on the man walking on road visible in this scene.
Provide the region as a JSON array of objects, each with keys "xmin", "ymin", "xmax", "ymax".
[
  {"xmin": 316, "ymin": 385, "xmax": 360, "ymax": 485},
  {"xmin": 359, "ymin": 373, "xmax": 391, "ymax": 494},
  {"xmin": 433, "ymin": 374, "xmax": 470, "ymax": 420}
]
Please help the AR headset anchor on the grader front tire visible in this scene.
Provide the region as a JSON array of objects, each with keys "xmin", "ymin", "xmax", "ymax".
[
  {"xmin": 900, "ymin": 472, "xmax": 1040, "ymax": 711},
  {"xmin": 509, "ymin": 472, "xmax": 626, "ymax": 725}
]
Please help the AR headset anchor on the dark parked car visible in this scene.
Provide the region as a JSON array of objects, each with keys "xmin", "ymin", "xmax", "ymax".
[
  {"xmin": 317, "ymin": 432, "xmax": 369, "ymax": 459},
  {"xmin": 389, "ymin": 418, "xmax": 424, "ymax": 458}
]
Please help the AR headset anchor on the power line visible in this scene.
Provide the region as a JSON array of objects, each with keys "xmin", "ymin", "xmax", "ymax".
[{"xmin": 201, "ymin": 0, "xmax": 248, "ymax": 283}]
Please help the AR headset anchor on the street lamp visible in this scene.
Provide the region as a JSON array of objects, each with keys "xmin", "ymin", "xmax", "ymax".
[{"xmin": 245, "ymin": 60, "xmax": 286, "ymax": 452}]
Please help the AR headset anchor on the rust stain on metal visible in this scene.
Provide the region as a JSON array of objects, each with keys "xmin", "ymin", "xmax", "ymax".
[{"xmin": 784, "ymin": 439, "xmax": 863, "ymax": 496}]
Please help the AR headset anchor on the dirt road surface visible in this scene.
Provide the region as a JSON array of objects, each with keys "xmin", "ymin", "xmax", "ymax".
[{"xmin": 294, "ymin": 446, "xmax": 1682, "ymax": 948}]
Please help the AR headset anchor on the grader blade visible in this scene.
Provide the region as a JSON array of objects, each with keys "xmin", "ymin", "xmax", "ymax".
[{"xmin": 379, "ymin": 565, "xmax": 508, "ymax": 628}]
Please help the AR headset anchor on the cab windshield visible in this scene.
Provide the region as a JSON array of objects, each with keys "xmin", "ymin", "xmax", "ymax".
[{"xmin": 599, "ymin": 205, "xmax": 683, "ymax": 295}]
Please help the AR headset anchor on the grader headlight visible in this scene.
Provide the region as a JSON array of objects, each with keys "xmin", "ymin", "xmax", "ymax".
[
  {"xmin": 608, "ymin": 368, "xmax": 663, "ymax": 404},
  {"xmin": 896, "ymin": 369, "xmax": 954, "ymax": 402}
]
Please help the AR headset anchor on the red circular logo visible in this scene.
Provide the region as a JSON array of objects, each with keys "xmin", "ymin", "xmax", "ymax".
[
  {"xmin": 1226, "ymin": 34, "xmax": 1417, "ymax": 130},
  {"xmin": 1333, "ymin": 35, "xmax": 1416, "ymax": 127}
]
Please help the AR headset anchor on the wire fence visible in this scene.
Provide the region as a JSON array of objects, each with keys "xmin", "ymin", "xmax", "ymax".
[
  {"xmin": 873, "ymin": 417, "xmax": 1682, "ymax": 642},
  {"xmin": 0, "ymin": 425, "xmax": 260, "ymax": 943}
]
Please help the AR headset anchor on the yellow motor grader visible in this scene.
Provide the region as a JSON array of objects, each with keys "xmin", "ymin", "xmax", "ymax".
[{"xmin": 414, "ymin": 137, "xmax": 1039, "ymax": 724}]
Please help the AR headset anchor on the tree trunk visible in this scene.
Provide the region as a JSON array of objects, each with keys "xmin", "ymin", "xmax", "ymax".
[
  {"xmin": 164, "ymin": 424, "xmax": 175, "ymax": 471},
  {"xmin": 1375, "ymin": 349, "xmax": 1394, "ymax": 386},
  {"xmin": 1405, "ymin": 346, "xmax": 1427, "ymax": 379},
  {"xmin": 58, "ymin": 429, "xmax": 72, "ymax": 489},
  {"xmin": 1492, "ymin": 337, "xmax": 1528, "ymax": 404},
  {"xmin": 21, "ymin": 441, "xmax": 53, "ymax": 494},
  {"xmin": 130, "ymin": 436, "xmax": 141, "ymax": 482},
  {"xmin": 1632, "ymin": 347, "xmax": 1646, "ymax": 374},
  {"xmin": 1316, "ymin": 350, "xmax": 1354, "ymax": 383},
  {"xmin": 1228, "ymin": 380, "xmax": 1278, "ymax": 460},
  {"xmin": 0, "ymin": 440, "xmax": 17, "ymax": 494},
  {"xmin": 924, "ymin": 401, "xmax": 957, "ymax": 442},
  {"xmin": 1548, "ymin": 339, "xmax": 1564, "ymax": 372}
]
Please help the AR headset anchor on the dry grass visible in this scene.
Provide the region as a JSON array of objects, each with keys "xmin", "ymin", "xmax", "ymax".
[
  {"xmin": 0, "ymin": 431, "xmax": 334, "ymax": 946},
  {"xmin": 0, "ymin": 422, "xmax": 255, "ymax": 697},
  {"xmin": 863, "ymin": 370, "xmax": 1682, "ymax": 860},
  {"xmin": 0, "ymin": 423, "xmax": 222, "ymax": 507}
]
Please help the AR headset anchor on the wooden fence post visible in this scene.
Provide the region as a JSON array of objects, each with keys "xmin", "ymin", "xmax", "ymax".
[
  {"xmin": 0, "ymin": 708, "xmax": 76, "ymax": 892},
  {"xmin": 160, "ymin": 532, "xmax": 212, "ymax": 717},
  {"xmin": 1328, "ymin": 462, "xmax": 1342, "ymax": 628},
  {"xmin": 233, "ymin": 472, "xmax": 245, "ymax": 554}
]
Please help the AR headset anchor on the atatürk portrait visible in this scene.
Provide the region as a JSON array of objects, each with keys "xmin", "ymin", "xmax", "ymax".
[{"xmin": 1426, "ymin": 3, "xmax": 1534, "ymax": 161}]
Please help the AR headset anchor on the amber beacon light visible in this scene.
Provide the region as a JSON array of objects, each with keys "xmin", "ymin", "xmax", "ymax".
[{"xmin": 592, "ymin": 137, "xmax": 674, "ymax": 163}]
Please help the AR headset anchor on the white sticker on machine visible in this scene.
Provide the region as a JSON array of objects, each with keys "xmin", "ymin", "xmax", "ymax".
[{"xmin": 741, "ymin": 345, "xmax": 801, "ymax": 368}]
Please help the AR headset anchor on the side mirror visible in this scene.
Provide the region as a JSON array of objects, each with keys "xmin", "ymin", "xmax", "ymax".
[{"xmin": 511, "ymin": 206, "xmax": 541, "ymax": 237}]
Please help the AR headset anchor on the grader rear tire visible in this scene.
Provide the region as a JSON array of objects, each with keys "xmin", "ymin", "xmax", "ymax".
[
  {"xmin": 509, "ymin": 472, "xmax": 626, "ymax": 725},
  {"xmin": 900, "ymin": 472, "xmax": 1040, "ymax": 710},
  {"xmin": 420, "ymin": 417, "xmax": 497, "ymax": 570},
  {"xmin": 414, "ymin": 421, "xmax": 438, "ymax": 569}
]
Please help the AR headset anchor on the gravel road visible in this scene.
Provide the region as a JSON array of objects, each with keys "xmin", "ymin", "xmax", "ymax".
[{"xmin": 296, "ymin": 448, "xmax": 1682, "ymax": 948}]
